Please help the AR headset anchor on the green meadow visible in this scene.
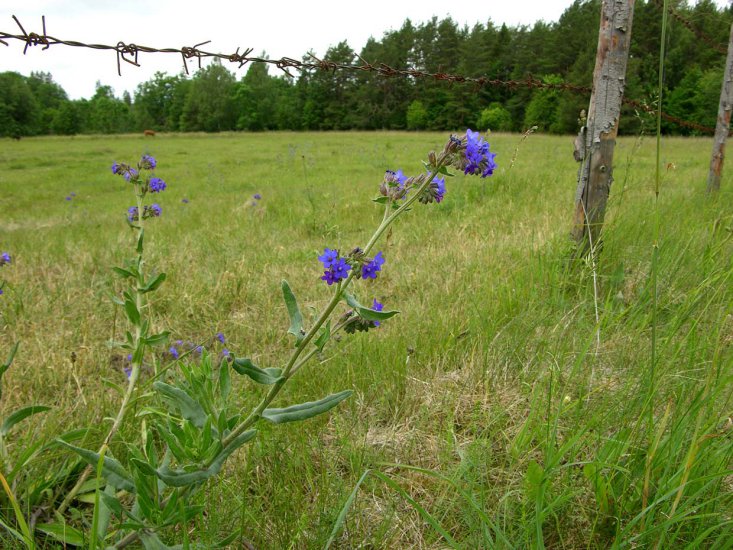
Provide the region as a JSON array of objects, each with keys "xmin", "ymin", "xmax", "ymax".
[{"xmin": 1, "ymin": 131, "xmax": 732, "ymax": 548}]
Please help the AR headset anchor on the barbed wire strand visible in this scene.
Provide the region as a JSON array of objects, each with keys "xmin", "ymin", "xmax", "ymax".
[
  {"xmin": 650, "ymin": 0, "xmax": 729, "ymax": 56},
  {"xmin": 0, "ymin": 15, "xmax": 722, "ymax": 135}
]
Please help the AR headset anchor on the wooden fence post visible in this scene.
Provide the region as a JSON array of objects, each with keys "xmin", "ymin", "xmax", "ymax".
[
  {"xmin": 572, "ymin": 0, "xmax": 636, "ymax": 246},
  {"xmin": 707, "ymin": 22, "xmax": 733, "ymax": 194}
]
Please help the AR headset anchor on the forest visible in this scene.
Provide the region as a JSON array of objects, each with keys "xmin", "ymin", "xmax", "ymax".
[{"xmin": 1, "ymin": 0, "xmax": 731, "ymax": 137}]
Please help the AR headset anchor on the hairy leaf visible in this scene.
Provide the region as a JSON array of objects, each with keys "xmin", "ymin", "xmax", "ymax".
[
  {"xmin": 262, "ymin": 390, "xmax": 353, "ymax": 424},
  {"xmin": 55, "ymin": 441, "xmax": 135, "ymax": 493},
  {"xmin": 155, "ymin": 429, "xmax": 257, "ymax": 487},
  {"xmin": 343, "ymin": 293, "xmax": 399, "ymax": 322},
  {"xmin": 153, "ymin": 382, "xmax": 207, "ymax": 429},
  {"xmin": 282, "ymin": 279, "xmax": 304, "ymax": 343},
  {"xmin": 231, "ymin": 357, "xmax": 283, "ymax": 385}
]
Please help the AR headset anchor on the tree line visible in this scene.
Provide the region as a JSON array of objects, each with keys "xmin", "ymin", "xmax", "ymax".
[{"xmin": 1, "ymin": 0, "xmax": 731, "ymax": 137}]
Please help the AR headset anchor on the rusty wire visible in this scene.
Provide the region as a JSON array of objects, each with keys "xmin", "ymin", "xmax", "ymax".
[
  {"xmin": 0, "ymin": 14, "xmax": 721, "ymax": 135},
  {"xmin": 651, "ymin": 0, "xmax": 729, "ymax": 56}
]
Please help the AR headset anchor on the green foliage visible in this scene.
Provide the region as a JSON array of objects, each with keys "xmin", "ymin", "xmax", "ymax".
[
  {"xmin": 406, "ymin": 100, "xmax": 428, "ymax": 130},
  {"xmin": 523, "ymin": 75, "xmax": 563, "ymax": 133},
  {"xmin": 3, "ymin": 1, "xmax": 732, "ymax": 136},
  {"xmin": 0, "ymin": 72, "xmax": 39, "ymax": 137},
  {"xmin": 477, "ymin": 102, "xmax": 512, "ymax": 132}
]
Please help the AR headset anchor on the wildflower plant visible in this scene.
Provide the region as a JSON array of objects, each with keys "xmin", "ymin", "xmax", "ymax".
[
  {"xmin": 45, "ymin": 131, "xmax": 496, "ymax": 547},
  {"xmin": 0, "ymin": 252, "xmax": 10, "ymax": 296},
  {"xmin": 54, "ymin": 154, "xmax": 171, "ymax": 521}
]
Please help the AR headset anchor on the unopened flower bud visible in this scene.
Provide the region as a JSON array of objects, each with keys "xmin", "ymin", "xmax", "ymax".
[{"xmin": 427, "ymin": 151, "xmax": 437, "ymax": 167}]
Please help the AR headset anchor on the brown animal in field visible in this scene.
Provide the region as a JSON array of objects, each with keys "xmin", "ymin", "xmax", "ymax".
[{"xmin": 144, "ymin": 129, "xmax": 156, "ymax": 137}]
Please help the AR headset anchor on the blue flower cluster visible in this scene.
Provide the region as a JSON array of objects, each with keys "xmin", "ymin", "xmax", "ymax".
[
  {"xmin": 127, "ymin": 204, "xmax": 162, "ymax": 222},
  {"xmin": 463, "ymin": 129, "xmax": 497, "ymax": 178},
  {"xmin": 112, "ymin": 155, "xmax": 168, "ymax": 222},
  {"xmin": 140, "ymin": 154, "xmax": 156, "ymax": 169},
  {"xmin": 319, "ymin": 248, "xmax": 351, "ymax": 286},
  {"xmin": 361, "ymin": 252, "xmax": 385, "ymax": 279},
  {"xmin": 165, "ymin": 331, "xmax": 228, "ymax": 366},
  {"xmin": 318, "ymin": 248, "xmax": 388, "ymax": 286},
  {"xmin": 149, "ymin": 177, "xmax": 166, "ymax": 193}
]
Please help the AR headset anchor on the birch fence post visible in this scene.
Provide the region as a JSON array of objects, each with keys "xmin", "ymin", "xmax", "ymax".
[
  {"xmin": 707, "ymin": 22, "xmax": 733, "ymax": 194},
  {"xmin": 572, "ymin": 0, "xmax": 636, "ymax": 248}
]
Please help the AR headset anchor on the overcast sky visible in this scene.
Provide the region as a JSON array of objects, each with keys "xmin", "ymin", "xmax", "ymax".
[{"xmin": 1, "ymin": 0, "xmax": 731, "ymax": 100}]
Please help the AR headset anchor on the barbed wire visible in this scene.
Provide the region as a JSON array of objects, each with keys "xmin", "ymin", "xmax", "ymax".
[
  {"xmin": 651, "ymin": 0, "xmax": 729, "ymax": 56},
  {"xmin": 0, "ymin": 15, "xmax": 721, "ymax": 135}
]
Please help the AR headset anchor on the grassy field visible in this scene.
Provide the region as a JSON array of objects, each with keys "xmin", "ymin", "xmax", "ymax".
[{"xmin": 1, "ymin": 131, "xmax": 732, "ymax": 548}]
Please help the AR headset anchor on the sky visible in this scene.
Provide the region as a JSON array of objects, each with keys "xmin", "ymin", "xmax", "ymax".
[{"xmin": 1, "ymin": 0, "xmax": 731, "ymax": 100}]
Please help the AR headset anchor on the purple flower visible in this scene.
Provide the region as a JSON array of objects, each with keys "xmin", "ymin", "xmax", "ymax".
[
  {"xmin": 124, "ymin": 366, "xmax": 132, "ymax": 379},
  {"xmin": 433, "ymin": 176, "xmax": 446, "ymax": 203},
  {"xmin": 0, "ymin": 288, "xmax": 4, "ymax": 296},
  {"xmin": 318, "ymin": 248, "xmax": 339, "ymax": 269},
  {"xmin": 221, "ymin": 348, "xmax": 231, "ymax": 359},
  {"xmin": 253, "ymin": 193, "xmax": 262, "ymax": 200},
  {"xmin": 372, "ymin": 298, "xmax": 384, "ymax": 327},
  {"xmin": 140, "ymin": 155, "xmax": 156, "ymax": 169},
  {"xmin": 127, "ymin": 206, "xmax": 138, "ymax": 222},
  {"xmin": 123, "ymin": 168, "xmax": 139, "ymax": 182},
  {"xmin": 126, "ymin": 354, "xmax": 132, "ymax": 362},
  {"xmin": 385, "ymin": 169, "xmax": 408, "ymax": 188},
  {"xmin": 321, "ymin": 257, "xmax": 351, "ymax": 285},
  {"xmin": 216, "ymin": 332, "xmax": 226, "ymax": 344},
  {"xmin": 169, "ymin": 346, "xmax": 179, "ymax": 359},
  {"xmin": 144, "ymin": 204, "xmax": 162, "ymax": 218},
  {"xmin": 182, "ymin": 198, "xmax": 189, "ymax": 204},
  {"xmin": 175, "ymin": 339, "xmax": 184, "ymax": 346},
  {"xmin": 149, "ymin": 177, "xmax": 166, "ymax": 193},
  {"xmin": 112, "ymin": 162, "xmax": 121, "ymax": 174},
  {"xmin": 65, "ymin": 196, "xmax": 72, "ymax": 201},
  {"xmin": 1, "ymin": 252, "xmax": 11, "ymax": 267},
  {"xmin": 194, "ymin": 345, "xmax": 203, "ymax": 354},
  {"xmin": 361, "ymin": 252, "xmax": 385, "ymax": 280},
  {"xmin": 70, "ymin": 192, "xmax": 76, "ymax": 197},
  {"xmin": 464, "ymin": 129, "xmax": 497, "ymax": 178}
]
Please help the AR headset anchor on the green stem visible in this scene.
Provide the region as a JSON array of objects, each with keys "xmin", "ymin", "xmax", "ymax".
[
  {"xmin": 57, "ymin": 188, "xmax": 148, "ymax": 516},
  {"xmin": 222, "ymin": 168, "xmax": 442, "ymax": 450}
]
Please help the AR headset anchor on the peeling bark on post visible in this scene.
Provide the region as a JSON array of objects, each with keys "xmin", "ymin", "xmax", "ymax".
[
  {"xmin": 572, "ymin": 0, "xmax": 635, "ymax": 246},
  {"xmin": 707, "ymin": 23, "xmax": 733, "ymax": 194}
]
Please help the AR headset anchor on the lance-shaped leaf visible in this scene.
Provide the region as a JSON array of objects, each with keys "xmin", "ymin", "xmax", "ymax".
[
  {"xmin": 343, "ymin": 293, "xmax": 399, "ymax": 322},
  {"xmin": 144, "ymin": 331, "xmax": 170, "ymax": 347},
  {"xmin": 231, "ymin": 357, "xmax": 283, "ymax": 385},
  {"xmin": 55, "ymin": 441, "xmax": 135, "ymax": 493},
  {"xmin": 136, "ymin": 228, "xmax": 145, "ymax": 254},
  {"xmin": 0, "ymin": 405, "xmax": 51, "ymax": 436},
  {"xmin": 111, "ymin": 266, "xmax": 136, "ymax": 279},
  {"xmin": 36, "ymin": 522, "xmax": 86, "ymax": 547},
  {"xmin": 153, "ymin": 382, "xmax": 207, "ymax": 429},
  {"xmin": 140, "ymin": 272, "xmax": 166, "ymax": 294},
  {"xmin": 282, "ymin": 280, "xmax": 304, "ymax": 343},
  {"xmin": 155, "ymin": 429, "xmax": 257, "ymax": 487},
  {"xmin": 124, "ymin": 298, "xmax": 141, "ymax": 326},
  {"xmin": 262, "ymin": 390, "xmax": 353, "ymax": 424}
]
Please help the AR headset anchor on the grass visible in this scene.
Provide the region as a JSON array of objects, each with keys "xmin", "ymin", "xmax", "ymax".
[{"xmin": 0, "ymin": 131, "xmax": 731, "ymax": 548}]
